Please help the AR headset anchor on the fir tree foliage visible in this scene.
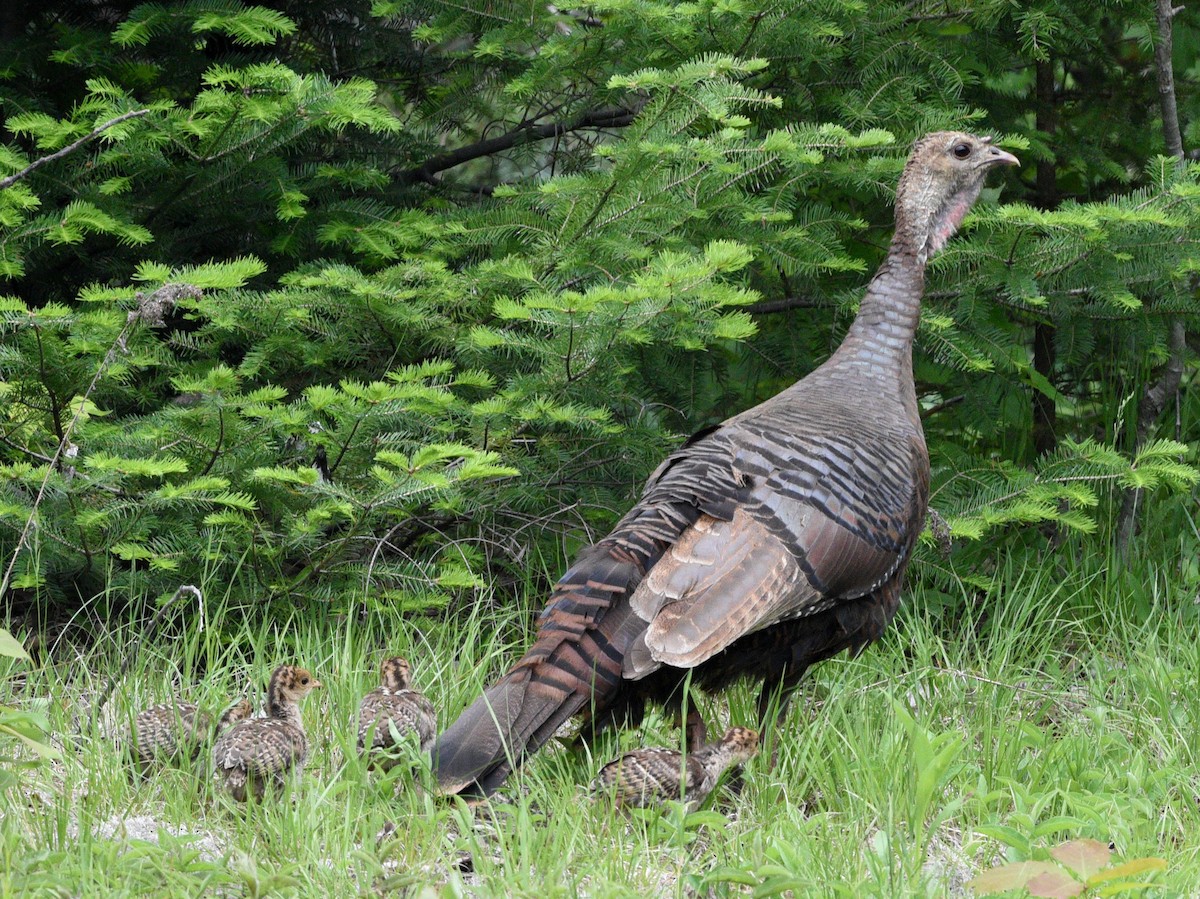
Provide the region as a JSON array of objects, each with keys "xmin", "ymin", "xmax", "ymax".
[{"xmin": 0, "ymin": 0, "xmax": 1196, "ymax": 618}]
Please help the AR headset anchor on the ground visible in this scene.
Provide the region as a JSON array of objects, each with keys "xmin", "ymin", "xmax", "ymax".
[{"xmin": 1, "ymin": 562, "xmax": 1195, "ymax": 896}]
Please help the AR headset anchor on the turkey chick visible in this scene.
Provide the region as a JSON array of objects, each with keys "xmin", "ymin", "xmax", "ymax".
[
  {"xmin": 593, "ymin": 726, "xmax": 759, "ymax": 810},
  {"xmin": 127, "ymin": 697, "xmax": 252, "ymax": 773},
  {"xmin": 213, "ymin": 665, "xmax": 322, "ymax": 800},
  {"xmin": 357, "ymin": 656, "xmax": 436, "ymax": 770}
]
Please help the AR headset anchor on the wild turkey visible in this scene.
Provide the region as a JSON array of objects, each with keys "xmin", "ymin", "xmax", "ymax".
[
  {"xmin": 357, "ymin": 656, "xmax": 436, "ymax": 769},
  {"xmin": 433, "ymin": 132, "xmax": 1019, "ymax": 796},
  {"xmin": 126, "ymin": 697, "xmax": 252, "ymax": 773},
  {"xmin": 212, "ymin": 665, "xmax": 322, "ymax": 800},
  {"xmin": 593, "ymin": 726, "xmax": 759, "ymax": 810}
]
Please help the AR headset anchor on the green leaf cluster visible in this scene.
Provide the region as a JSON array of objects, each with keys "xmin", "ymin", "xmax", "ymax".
[
  {"xmin": 0, "ymin": 0, "xmax": 1196, "ymax": 618},
  {"xmin": 0, "ymin": 627, "xmax": 59, "ymax": 789}
]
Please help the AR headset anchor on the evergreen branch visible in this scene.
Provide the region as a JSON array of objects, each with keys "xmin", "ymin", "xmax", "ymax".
[
  {"xmin": 0, "ymin": 288, "xmax": 177, "ymax": 602},
  {"xmin": 595, "ymin": 165, "xmax": 711, "ymax": 230},
  {"xmin": 397, "ymin": 106, "xmax": 639, "ymax": 185},
  {"xmin": 715, "ymin": 153, "xmax": 783, "ymax": 196},
  {"xmin": 931, "ymin": 469, "xmax": 1125, "ymax": 516},
  {"xmin": 197, "ymin": 78, "xmax": 339, "ymax": 163},
  {"xmin": 570, "ymin": 179, "xmax": 621, "ymax": 247},
  {"xmin": 2, "ymin": 307, "xmax": 134, "ymax": 592},
  {"xmin": 0, "ymin": 109, "xmax": 149, "ymax": 192},
  {"xmin": 32, "ymin": 326, "xmax": 64, "ymax": 445},
  {"xmin": 564, "ymin": 315, "xmax": 576, "ymax": 382},
  {"xmin": 196, "ymin": 106, "xmax": 244, "ymax": 163},
  {"xmin": 425, "ymin": 0, "xmax": 513, "ymax": 23},
  {"xmin": 0, "ymin": 433, "xmax": 56, "ymax": 466}
]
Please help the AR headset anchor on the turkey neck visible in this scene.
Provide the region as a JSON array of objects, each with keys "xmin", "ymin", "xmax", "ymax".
[
  {"xmin": 693, "ymin": 739, "xmax": 737, "ymax": 772},
  {"xmin": 820, "ymin": 237, "xmax": 925, "ymax": 427},
  {"xmin": 267, "ymin": 695, "xmax": 304, "ymax": 728}
]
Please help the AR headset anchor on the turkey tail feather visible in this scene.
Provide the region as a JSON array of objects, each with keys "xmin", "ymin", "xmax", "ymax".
[
  {"xmin": 431, "ymin": 668, "xmax": 588, "ymax": 795},
  {"xmin": 433, "ymin": 543, "xmax": 666, "ymax": 795}
]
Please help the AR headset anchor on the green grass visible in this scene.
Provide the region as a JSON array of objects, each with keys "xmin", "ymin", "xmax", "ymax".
[{"xmin": 2, "ymin": 552, "xmax": 1197, "ymax": 897}]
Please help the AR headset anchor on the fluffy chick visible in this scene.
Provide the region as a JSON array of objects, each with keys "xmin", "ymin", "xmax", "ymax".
[
  {"xmin": 357, "ymin": 657, "xmax": 436, "ymax": 770},
  {"xmin": 212, "ymin": 665, "xmax": 322, "ymax": 801},
  {"xmin": 127, "ymin": 698, "xmax": 252, "ymax": 773},
  {"xmin": 593, "ymin": 726, "xmax": 759, "ymax": 810}
]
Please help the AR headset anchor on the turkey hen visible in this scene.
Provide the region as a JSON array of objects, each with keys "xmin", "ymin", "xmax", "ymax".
[
  {"xmin": 593, "ymin": 726, "xmax": 759, "ymax": 810},
  {"xmin": 213, "ymin": 665, "xmax": 322, "ymax": 801},
  {"xmin": 433, "ymin": 132, "xmax": 1018, "ymax": 796},
  {"xmin": 126, "ymin": 697, "xmax": 251, "ymax": 773},
  {"xmin": 357, "ymin": 656, "xmax": 436, "ymax": 770}
]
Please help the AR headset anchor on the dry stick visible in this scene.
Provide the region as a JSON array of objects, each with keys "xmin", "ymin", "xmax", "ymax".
[
  {"xmin": 1115, "ymin": 0, "xmax": 1189, "ymax": 558},
  {"xmin": 0, "ymin": 109, "xmax": 149, "ymax": 192},
  {"xmin": 87, "ymin": 584, "xmax": 203, "ymax": 733}
]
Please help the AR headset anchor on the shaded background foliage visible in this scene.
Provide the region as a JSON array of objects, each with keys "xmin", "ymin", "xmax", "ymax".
[{"xmin": 0, "ymin": 0, "xmax": 1197, "ymax": 630}]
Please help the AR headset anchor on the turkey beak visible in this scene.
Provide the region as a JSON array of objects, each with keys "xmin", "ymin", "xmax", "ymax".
[
  {"xmin": 312, "ymin": 679, "xmax": 324, "ymax": 689},
  {"xmin": 986, "ymin": 147, "xmax": 1020, "ymax": 168}
]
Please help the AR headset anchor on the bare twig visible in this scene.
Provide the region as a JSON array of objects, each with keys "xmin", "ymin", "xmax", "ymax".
[
  {"xmin": 397, "ymin": 106, "xmax": 639, "ymax": 185},
  {"xmin": 746, "ymin": 295, "xmax": 823, "ymax": 315},
  {"xmin": 327, "ymin": 416, "xmax": 363, "ymax": 480},
  {"xmin": 920, "ymin": 394, "xmax": 965, "ymax": 418},
  {"xmin": 88, "ymin": 585, "xmax": 202, "ymax": 733},
  {"xmin": 0, "ymin": 109, "xmax": 149, "ymax": 192}
]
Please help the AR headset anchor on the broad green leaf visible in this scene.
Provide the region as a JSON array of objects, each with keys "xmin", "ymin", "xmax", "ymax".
[
  {"xmin": 0, "ymin": 628, "xmax": 30, "ymax": 660},
  {"xmin": 0, "ymin": 723, "xmax": 61, "ymax": 760}
]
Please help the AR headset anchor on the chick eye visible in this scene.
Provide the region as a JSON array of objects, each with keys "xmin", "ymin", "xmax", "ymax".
[
  {"xmin": 300, "ymin": 676, "xmax": 309, "ymax": 685},
  {"xmin": 952, "ymin": 143, "xmax": 972, "ymax": 160}
]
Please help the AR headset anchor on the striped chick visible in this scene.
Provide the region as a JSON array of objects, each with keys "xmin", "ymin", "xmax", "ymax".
[
  {"xmin": 357, "ymin": 657, "xmax": 436, "ymax": 771},
  {"xmin": 126, "ymin": 697, "xmax": 251, "ymax": 773},
  {"xmin": 593, "ymin": 726, "xmax": 758, "ymax": 810},
  {"xmin": 213, "ymin": 665, "xmax": 322, "ymax": 801}
]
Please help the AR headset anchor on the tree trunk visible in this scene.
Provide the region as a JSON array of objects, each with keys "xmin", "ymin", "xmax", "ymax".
[
  {"xmin": 1114, "ymin": 0, "xmax": 1189, "ymax": 557},
  {"xmin": 1032, "ymin": 59, "xmax": 1058, "ymax": 459}
]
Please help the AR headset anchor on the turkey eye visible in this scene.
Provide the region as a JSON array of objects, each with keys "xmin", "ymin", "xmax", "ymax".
[
  {"xmin": 300, "ymin": 677, "xmax": 309, "ymax": 685},
  {"xmin": 952, "ymin": 143, "xmax": 972, "ymax": 159}
]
